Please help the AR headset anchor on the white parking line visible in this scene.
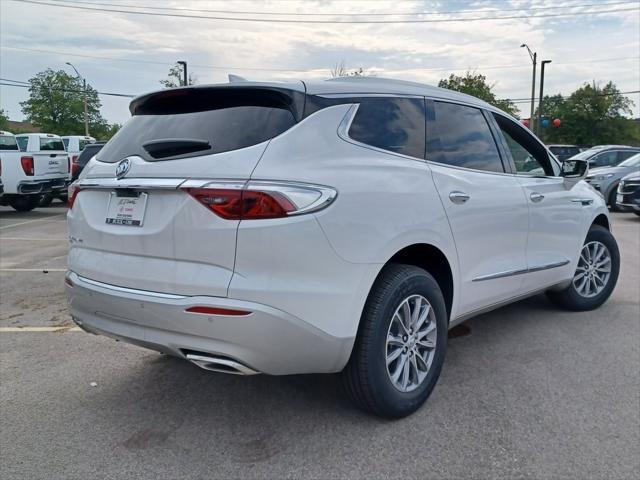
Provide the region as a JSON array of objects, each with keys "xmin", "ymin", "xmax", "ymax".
[
  {"xmin": 0, "ymin": 326, "xmax": 81, "ymax": 333},
  {"xmin": 0, "ymin": 268, "xmax": 67, "ymax": 272},
  {"xmin": 0, "ymin": 237, "xmax": 68, "ymax": 241},
  {"xmin": 0, "ymin": 214, "xmax": 66, "ymax": 230}
]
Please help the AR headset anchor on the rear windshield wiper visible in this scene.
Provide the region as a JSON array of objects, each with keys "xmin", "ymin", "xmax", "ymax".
[{"xmin": 142, "ymin": 138, "xmax": 211, "ymax": 159}]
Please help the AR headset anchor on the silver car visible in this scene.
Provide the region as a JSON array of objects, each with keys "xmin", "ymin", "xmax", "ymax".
[{"xmin": 585, "ymin": 153, "xmax": 640, "ymax": 208}]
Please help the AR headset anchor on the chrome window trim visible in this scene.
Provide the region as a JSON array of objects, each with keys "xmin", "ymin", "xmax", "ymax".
[
  {"xmin": 472, "ymin": 260, "xmax": 570, "ymax": 282},
  {"xmin": 337, "ymin": 103, "xmax": 427, "ymax": 163}
]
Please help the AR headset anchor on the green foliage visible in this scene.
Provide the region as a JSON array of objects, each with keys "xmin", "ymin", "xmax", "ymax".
[
  {"xmin": 92, "ymin": 122, "xmax": 122, "ymax": 141},
  {"xmin": 0, "ymin": 109, "xmax": 8, "ymax": 130},
  {"xmin": 160, "ymin": 63, "xmax": 197, "ymax": 88},
  {"xmin": 438, "ymin": 72, "xmax": 519, "ymax": 117},
  {"xmin": 19, "ymin": 68, "xmax": 113, "ymax": 136},
  {"xmin": 539, "ymin": 82, "xmax": 639, "ymax": 146}
]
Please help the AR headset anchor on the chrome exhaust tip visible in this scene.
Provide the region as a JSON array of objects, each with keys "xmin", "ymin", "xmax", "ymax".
[{"xmin": 185, "ymin": 353, "xmax": 260, "ymax": 376}]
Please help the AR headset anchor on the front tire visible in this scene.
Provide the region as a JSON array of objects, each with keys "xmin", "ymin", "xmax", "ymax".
[
  {"xmin": 547, "ymin": 224, "xmax": 620, "ymax": 311},
  {"xmin": 342, "ymin": 264, "xmax": 448, "ymax": 418},
  {"xmin": 608, "ymin": 187, "xmax": 619, "ymax": 212}
]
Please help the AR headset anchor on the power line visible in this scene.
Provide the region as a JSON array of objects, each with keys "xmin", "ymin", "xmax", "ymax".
[
  {"xmin": 51, "ymin": 0, "xmax": 639, "ymax": 17},
  {"xmin": 11, "ymin": 0, "xmax": 640, "ymax": 24},
  {"xmin": 3, "ymin": 46, "xmax": 638, "ymax": 75},
  {"xmin": 0, "ymin": 80, "xmax": 135, "ymax": 98}
]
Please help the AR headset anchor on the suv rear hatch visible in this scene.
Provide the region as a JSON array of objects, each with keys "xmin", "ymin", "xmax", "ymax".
[{"xmin": 68, "ymin": 83, "xmax": 305, "ymax": 296}]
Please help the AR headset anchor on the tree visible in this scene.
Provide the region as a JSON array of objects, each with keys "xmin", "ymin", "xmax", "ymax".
[
  {"xmin": 160, "ymin": 63, "xmax": 197, "ymax": 88},
  {"xmin": 540, "ymin": 81, "xmax": 639, "ymax": 146},
  {"xmin": 20, "ymin": 69, "xmax": 107, "ymax": 135},
  {"xmin": 0, "ymin": 109, "xmax": 8, "ymax": 130},
  {"xmin": 330, "ymin": 61, "xmax": 371, "ymax": 78},
  {"xmin": 438, "ymin": 71, "xmax": 519, "ymax": 117}
]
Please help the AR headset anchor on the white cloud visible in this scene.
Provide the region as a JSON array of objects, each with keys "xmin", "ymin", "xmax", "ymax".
[{"xmin": 1, "ymin": 0, "xmax": 638, "ymax": 124}]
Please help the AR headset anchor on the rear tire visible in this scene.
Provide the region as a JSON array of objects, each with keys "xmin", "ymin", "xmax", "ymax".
[
  {"xmin": 38, "ymin": 193, "xmax": 53, "ymax": 208},
  {"xmin": 608, "ymin": 188, "xmax": 619, "ymax": 212},
  {"xmin": 10, "ymin": 195, "xmax": 40, "ymax": 212},
  {"xmin": 342, "ymin": 264, "xmax": 448, "ymax": 418},
  {"xmin": 547, "ymin": 225, "xmax": 619, "ymax": 311}
]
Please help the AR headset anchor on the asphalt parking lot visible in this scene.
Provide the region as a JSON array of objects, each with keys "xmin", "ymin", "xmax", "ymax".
[{"xmin": 1, "ymin": 203, "xmax": 639, "ymax": 479}]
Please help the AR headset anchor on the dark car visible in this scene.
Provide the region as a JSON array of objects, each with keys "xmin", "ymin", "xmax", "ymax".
[
  {"xmin": 568, "ymin": 145, "xmax": 640, "ymax": 168},
  {"xmin": 548, "ymin": 144, "xmax": 581, "ymax": 161},
  {"xmin": 616, "ymin": 171, "xmax": 640, "ymax": 216},
  {"xmin": 71, "ymin": 142, "xmax": 105, "ymax": 181}
]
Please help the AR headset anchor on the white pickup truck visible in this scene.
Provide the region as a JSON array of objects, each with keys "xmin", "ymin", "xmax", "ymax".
[{"xmin": 0, "ymin": 132, "xmax": 69, "ymax": 211}]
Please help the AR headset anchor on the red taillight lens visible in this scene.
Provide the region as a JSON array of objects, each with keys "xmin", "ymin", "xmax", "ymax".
[
  {"xmin": 185, "ymin": 188, "xmax": 295, "ymax": 220},
  {"xmin": 68, "ymin": 184, "xmax": 82, "ymax": 209},
  {"xmin": 20, "ymin": 156, "xmax": 34, "ymax": 176},
  {"xmin": 71, "ymin": 156, "xmax": 81, "ymax": 176}
]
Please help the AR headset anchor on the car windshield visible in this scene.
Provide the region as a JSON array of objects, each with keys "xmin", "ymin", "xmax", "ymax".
[{"xmin": 618, "ymin": 153, "xmax": 640, "ymax": 167}]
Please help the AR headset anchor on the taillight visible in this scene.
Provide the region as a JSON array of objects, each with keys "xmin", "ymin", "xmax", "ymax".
[
  {"xmin": 71, "ymin": 156, "xmax": 81, "ymax": 176},
  {"xmin": 183, "ymin": 182, "xmax": 336, "ymax": 220},
  {"xmin": 68, "ymin": 183, "xmax": 82, "ymax": 209},
  {"xmin": 21, "ymin": 156, "xmax": 34, "ymax": 176}
]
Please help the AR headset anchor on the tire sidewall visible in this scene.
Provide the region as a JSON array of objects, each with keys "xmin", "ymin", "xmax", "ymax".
[
  {"xmin": 566, "ymin": 226, "xmax": 620, "ymax": 309},
  {"xmin": 366, "ymin": 268, "xmax": 448, "ymax": 417}
]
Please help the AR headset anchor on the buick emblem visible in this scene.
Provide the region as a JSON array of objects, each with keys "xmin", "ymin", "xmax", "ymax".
[{"xmin": 115, "ymin": 158, "xmax": 131, "ymax": 179}]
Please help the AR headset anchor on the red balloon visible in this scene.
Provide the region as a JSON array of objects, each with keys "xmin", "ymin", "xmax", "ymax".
[
  {"xmin": 522, "ymin": 118, "xmax": 530, "ymax": 128},
  {"xmin": 553, "ymin": 118, "xmax": 562, "ymax": 127}
]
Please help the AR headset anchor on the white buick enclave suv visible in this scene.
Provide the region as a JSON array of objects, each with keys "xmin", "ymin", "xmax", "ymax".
[{"xmin": 66, "ymin": 77, "xmax": 619, "ymax": 417}]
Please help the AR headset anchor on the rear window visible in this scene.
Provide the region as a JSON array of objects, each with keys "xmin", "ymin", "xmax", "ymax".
[
  {"xmin": 40, "ymin": 138, "xmax": 65, "ymax": 151},
  {"xmin": 98, "ymin": 89, "xmax": 298, "ymax": 162},
  {"xmin": 0, "ymin": 135, "xmax": 18, "ymax": 151},
  {"xmin": 348, "ymin": 98, "xmax": 426, "ymax": 159},
  {"xmin": 78, "ymin": 144, "xmax": 104, "ymax": 165}
]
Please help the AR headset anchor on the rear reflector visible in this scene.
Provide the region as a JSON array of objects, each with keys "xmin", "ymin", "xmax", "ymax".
[
  {"xmin": 185, "ymin": 306, "xmax": 251, "ymax": 316},
  {"xmin": 21, "ymin": 156, "xmax": 34, "ymax": 176}
]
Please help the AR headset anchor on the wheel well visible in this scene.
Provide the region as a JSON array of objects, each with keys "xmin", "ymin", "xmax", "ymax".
[
  {"xmin": 593, "ymin": 214, "xmax": 610, "ymax": 230},
  {"xmin": 387, "ymin": 244, "xmax": 454, "ymax": 320}
]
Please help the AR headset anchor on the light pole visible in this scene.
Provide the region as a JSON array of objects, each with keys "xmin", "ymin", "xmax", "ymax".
[
  {"xmin": 520, "ymin": 44, "xmax": 537, "ymax": 134},
  {"xmin": 537, "ymin": 60, "xmax": 552, "ymax": 141},
  {"xmin": 177, "ymin": 61, "xmax": 188, "ymax": 86},
  {"xmin": 65, "ymin": 62, "xmax": 89, "ymax": 136}
]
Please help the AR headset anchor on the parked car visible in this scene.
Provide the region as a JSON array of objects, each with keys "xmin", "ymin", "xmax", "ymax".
[
  {"xmin": 0, "ymin": 132, "xmax": 69, "ymax": 211},
  {"xmin": 66, "ymin": 78, "xmax": 619, "ymax": 417},
  {"xmin": 62, "ymin": 135, "xmax": 96, "ymax": 180},
  {"xmin": 547, "ymin": 144, "xmax": 581, "ymax": 161},
  {"xmin": 568, "ymin": 145, "xmax": 640, "ymax": 168},
  {"xmin": 585, "ymin": 153, "xmax": 640, "ymax": 209},
  {"xmin": 616, "ymin": 171, "xmax": 640, "ymax": 215},
  {"xmin": 71, "ymin": 142, "xmax": 105, "ymax": 182}
]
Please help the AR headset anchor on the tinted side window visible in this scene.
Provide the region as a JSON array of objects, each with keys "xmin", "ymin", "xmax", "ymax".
[
  {"xmin": 348, "ymin": 98, "xmax": 425, "ymax": 159},
  {"xmin": 0, "ymin": 135, "xmax": 18, "ymax": 151},
  {"xmin": 16, "ymin": 137, "xmax": 28, "ymax": 151},
  {"xmin": 63, "ymin": 138, "xmax": 69, "ymax": 150},
  {"xmin": 431, "ymin": 102, "xmax": 503, "ymax": 173},
  {"xmin": 618, "ymin": 150, "xmax": 638, "ymax": 163},
  {"xmin": 592, "ymin": 151, "xmax": 617, "ymax": 167}
]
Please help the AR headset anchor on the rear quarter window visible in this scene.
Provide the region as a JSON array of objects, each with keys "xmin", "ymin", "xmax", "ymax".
[
  {"xmin": 348, "ymin": 98, "xmax": 426, "ymax": 159},
  {"xmin": 16, "ymin": 137, "xmax": 28, "ymax": 151},
  {"xmin": 0, "ymin": 135, "xmax": 18, "ymax": 151}
]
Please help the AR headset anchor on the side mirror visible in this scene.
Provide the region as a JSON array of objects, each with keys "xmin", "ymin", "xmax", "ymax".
[{"xmin": 561, "ymin": 159, "xmax": 588, "ymax": 187}]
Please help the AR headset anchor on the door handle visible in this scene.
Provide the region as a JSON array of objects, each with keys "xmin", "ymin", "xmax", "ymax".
[
  {"xmin": 449, "ymin": 191, "xmax": 470, "ymax": 204},
  {"xmin": 530, "ymin": 192, "xmax": 545, "ymax": 203}
]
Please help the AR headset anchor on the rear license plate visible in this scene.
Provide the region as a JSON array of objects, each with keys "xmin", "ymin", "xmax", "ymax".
[
  {"xmin": 617, "ymin": 194, "xmax": 623, "ymax": 204},
  {"xmin": 105, "ymin": 192, "xmax": 148, "ymax": 226}
]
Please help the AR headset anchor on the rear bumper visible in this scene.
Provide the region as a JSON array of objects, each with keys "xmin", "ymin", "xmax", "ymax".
[
  {"xmin": 65, "ymin": 271, "xmax": 353, "ymax": 375},
  {"xmin": 18, "ymin": 178, "xmax": 67, "ymax": 194}
]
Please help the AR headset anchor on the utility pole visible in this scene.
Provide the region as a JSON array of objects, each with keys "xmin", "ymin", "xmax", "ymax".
[
  {"xmin": 177, "ymin": 61, "xmax": 188, "ymax": 86},
  {"xmin": 520, "ymin": 44, "xmax": 537, "ymax": 134},
  {"xmin": 66, "ymin": 62, "xmax": 89, "ymax": 136},
  {"xmin": 537, "ymin": 60, "xmax": 552, "ymax": 141}
]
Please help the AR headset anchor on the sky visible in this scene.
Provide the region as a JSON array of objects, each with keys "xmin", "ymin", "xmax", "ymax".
[{"xmin": 1, "ymin": 0, "xmax": 639, "ymax": 126}]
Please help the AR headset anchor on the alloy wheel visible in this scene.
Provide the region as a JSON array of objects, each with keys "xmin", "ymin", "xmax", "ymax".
[{"xmin": 573, "ymin": 241, "xmax": 612, "ymax": 298}]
